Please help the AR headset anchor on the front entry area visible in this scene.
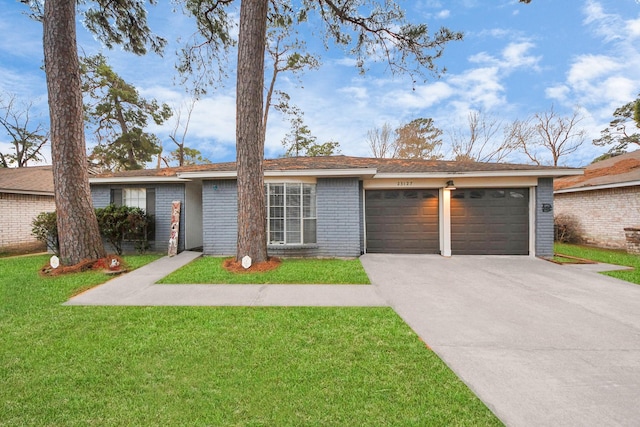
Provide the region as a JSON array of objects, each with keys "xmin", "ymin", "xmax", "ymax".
[{"xmin": 365, "ymin": 189, "xmax": 439, "ymax": 254}]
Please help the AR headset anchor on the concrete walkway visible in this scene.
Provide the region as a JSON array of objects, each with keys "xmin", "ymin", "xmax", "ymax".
[{"xmin": 65, "ymin": 251, "xmax": 387, "ymax": 307}]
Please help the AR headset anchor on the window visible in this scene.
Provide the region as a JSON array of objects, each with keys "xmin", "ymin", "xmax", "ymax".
[
  {"xmin": 266, "ymin": 183, "xmax": 316, "ymax": 245},
  {"xmin": 123, "ymin": 188, "xmax": 147, "ymax": 210}
]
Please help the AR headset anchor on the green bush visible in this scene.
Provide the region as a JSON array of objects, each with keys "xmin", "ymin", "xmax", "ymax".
[
  {"xmin": 32, "ymin": 206, "xmax": 154, "ymax": 257},
  {"xmin": 95, "ymin": 204, "xmax": 153, "ymax": 255},
  {"xmin": 31, "ymin": 212, "xmax": 59, "ymax": 256}
]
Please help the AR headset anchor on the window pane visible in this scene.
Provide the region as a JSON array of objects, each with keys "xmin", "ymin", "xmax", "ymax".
[
  {"xmin": 303, "ymin": 219, "xmax": 316, "ymax": 244},
  {"xmin": 123, "ymin": 188, "xmax": 146, "ymax": 210},
  {"xmin": 303, "ymin": 184, "xmax": 316, "ymax": 218}
]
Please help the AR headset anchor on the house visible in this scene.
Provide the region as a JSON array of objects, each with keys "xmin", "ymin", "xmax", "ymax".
[
  {"xmin": 0, "ymin": 166, "xmax": 55, "ymax": 254},
  {"xmin": 554, "ymin": 150, "xmax": 640, "ymax": 249},
  {"xmin": 89, "ymin": 156, "xmax": 581, "ymax": 258}
]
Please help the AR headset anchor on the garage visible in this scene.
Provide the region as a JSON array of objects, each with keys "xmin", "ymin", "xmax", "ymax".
[
  {"xmin": 365, "ymin": 189, "xmax": 439, "ymax": 254},
  {"xmin": 451, "ymin": 188, "xmax": 529, "ymax": 255}
]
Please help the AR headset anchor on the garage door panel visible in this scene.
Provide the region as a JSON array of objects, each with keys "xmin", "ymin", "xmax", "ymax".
[
  {"xmin": 366, "ymin": 189, "xmax": 439, "ymax": 254},
  {"xmin": 451, "ymin": 188, "xmax": 529, "ymax": 255}
]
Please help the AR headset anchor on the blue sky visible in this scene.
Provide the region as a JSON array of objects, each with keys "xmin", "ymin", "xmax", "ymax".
[{"xmin": 1, "ymin": 0, "xmax": 640, "ymax": 167}]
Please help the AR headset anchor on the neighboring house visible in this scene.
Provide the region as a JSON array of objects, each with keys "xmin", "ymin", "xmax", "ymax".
[
  {"xmin": 554, "ymin": 150, "xmax": 640, "ymax": 249},
  {"xmin": 0, "ymin": 166, "xmax": 55, "ymax": 254},
  {"xmin": 89, "ymin": 156, "xmax": 581, "ymax": 258}
]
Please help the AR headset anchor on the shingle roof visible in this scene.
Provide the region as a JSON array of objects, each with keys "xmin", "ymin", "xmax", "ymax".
[
  {"xmin": 0, "ymin": 166, "xmax": 54, "ymax": 195},
  {"xmin": 94, "ymin": 155, "xmax": 573, "ymax": 179},
  {"xmin": 554, "ymin": 150, "xmax": 640, "ymax": 191}
]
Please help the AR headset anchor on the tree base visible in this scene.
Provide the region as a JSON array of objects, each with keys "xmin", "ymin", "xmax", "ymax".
[
  {"xmin": 223, "ymin": 257, "xmax": 281, "ymax": 273},
  {"xmin": 40, "ymin": 255, "xmax": 127, "ymax": 276}
]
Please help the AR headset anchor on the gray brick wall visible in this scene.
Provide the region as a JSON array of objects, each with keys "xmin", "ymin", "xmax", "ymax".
[
  {"xmin": 314, "ymin": 177, "xmax": 361, "ymax": 257},
  {"xmin": 203, "ymin": 180, "xmax": 238, "ymax": 255},
  {"xmin": 536, "ymin": 178, "xmax": 555, "ymax": 257},
  {"xmin": 155, "ymin": 184, "xmax": 186, "ymax": 253},
  {"xmin": 91, "ymin": 186, "xmax": 111, "ymax": 208}
]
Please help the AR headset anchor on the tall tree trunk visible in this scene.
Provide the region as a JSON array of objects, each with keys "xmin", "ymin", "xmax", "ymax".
[
  {"xmin": 236, "ymin": 0, "xmax": 269, "ymax": 263},
  {"xmin": 43, "ymin": 0, "xmax": 106, "ymax": 265}
]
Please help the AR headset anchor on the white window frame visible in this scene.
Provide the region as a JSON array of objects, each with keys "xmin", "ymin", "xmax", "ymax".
[
  {"xmin": 123, "ymin": 188, "xmax": 147, "ymax": 211},
  {"xmin": 266, "ymin": 183, "xmax": 316, "ymax": 245}
]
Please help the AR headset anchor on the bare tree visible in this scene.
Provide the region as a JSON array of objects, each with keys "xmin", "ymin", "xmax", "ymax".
[
  {"xmin": 508, "ymin": 106, "xmax": 586, "ymax": 166},
  {"xmin": 263, "ymin": 22, "xmax": 319, "ymax": 139},
  {"xmin": 164, "ymin": 96, "xmax": 197, "ymax": 167},
  {"xmin": 367, "ymin": 123, "xmax": 397, "ymax": 158},
  {"xmin": 0, "ymin": 94, "xmax": 48, "ymax": 168},
  {"xmin": 449, "ymin": 110, "xmax": 516, "ymax": 163}
]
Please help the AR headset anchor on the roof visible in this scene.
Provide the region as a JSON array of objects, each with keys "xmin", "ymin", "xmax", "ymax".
[
  {"xmin": 0, "ymin": 166, "xmax": 54, "ymax": 196},
  {"xmin": 90, "ymin": 156, "xmax": 581, "ymax": 183},
  {"xmin": 554, "ymin": 150, "xmax": 640, "ymax": 193}
]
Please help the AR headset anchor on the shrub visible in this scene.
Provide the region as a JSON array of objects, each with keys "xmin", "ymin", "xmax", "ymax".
[
  {"xmin": 31, "ymin": 212, "xmax": 59, "ymax": 256},
  {"xmin": 95, "ymin": 204, "xmax": 153, "ymax": 255},
  {"xmin": 554, "ymin": 213, "xmax": 583, "ymax": 244}
]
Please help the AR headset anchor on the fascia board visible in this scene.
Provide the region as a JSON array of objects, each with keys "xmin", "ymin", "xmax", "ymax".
[
  {"xmin": 554, "ymin": 180, "xmax": 640, "ymax": 194},
  {"xmin": 374, "ymin": 169, "xmax": 583, "ymax": 179},
  {"xmin": 89, "ymin": 176, "xmax": 190, "ymax": 184},
  {"xmin": 178, "ymin": 168, "xmax": 378, "ymax": 179},
  {"xmin": 0, "ymin": 189, "xmax": 54, "ymax": 196}
]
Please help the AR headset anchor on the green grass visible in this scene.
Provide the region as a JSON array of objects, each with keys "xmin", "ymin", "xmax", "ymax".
[
  {"xmin": 1, "ymin": 255, "xmax": 500, "ymax": 426},
  {"xmin": 555, "ymin": 243, "xmax": 640, "ymax": 284},
  {"xmin": 158, "ymin": 256, "xmax": 372, "ymax": 284}
]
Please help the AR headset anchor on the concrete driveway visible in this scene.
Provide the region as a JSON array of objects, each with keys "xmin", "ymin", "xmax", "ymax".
[{"xmin": 360, "ymin": 254, "xmax": 640, "ymax": 427}]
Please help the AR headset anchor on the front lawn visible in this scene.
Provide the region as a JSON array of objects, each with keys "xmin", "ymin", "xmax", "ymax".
[
  {"xmin": 555, "ymin": 243, "xmax": 640, "ymax": 284},
  {"xmin": 158, "ymin": 256, "xmax": 371, "ymax": 284},
  {"xmin": 1, "ymin": 255, "xmax": 500, "ymax": 426}
]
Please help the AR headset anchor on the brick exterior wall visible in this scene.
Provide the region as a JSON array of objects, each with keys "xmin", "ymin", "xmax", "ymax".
[
  {"xmin": 0, "ymin": 192, "xmax": 55, "ymax": 253},
  {"xmin": 91, "ymin": 184, "xmax": 186, "ymax": 254},
  {"xmin": 314, "ymin": 177, "xmax": 362, "ymax": 257},
  {"xmin": 554, "ymin": 186, "xmax": 640, "ymax": 249},
  {"xmin": 201, "ymin": 177, "xmax": 363, "ymax": 258},
  {"xmin": 535, "ymin": 178, "xmax": 555, "ymax": 258}
]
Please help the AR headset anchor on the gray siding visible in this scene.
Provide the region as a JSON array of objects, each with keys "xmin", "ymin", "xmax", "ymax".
[
  {"xmin": 155, "ymin": 184, "xmax": 186, "ymax": 253},
  {"xmin": 91, "ymin": 186, "xmax": 111, "ymax": 208},
  {"xmin": 314, "ymin": 177, "xmax": 361, "ymax": 257},
  {"xmin": 203, "ymin": 180, "xmax": 238, "ymax": 255},
  {"xmin": 536, "ymin": 178, "xmax": 555, "ymax": 257},
  {"xmin": 90, "ymin": 183, "xmax": 186, "ymax": 254}
]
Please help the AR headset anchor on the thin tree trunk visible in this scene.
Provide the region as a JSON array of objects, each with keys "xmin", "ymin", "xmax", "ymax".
[
  {"xmin": 43, "ymin": 0, "xmax": 106, "ymax": 265},
  {"xmin": 236, "ymin": 0, "xmax": 269, "ymax": 263}
]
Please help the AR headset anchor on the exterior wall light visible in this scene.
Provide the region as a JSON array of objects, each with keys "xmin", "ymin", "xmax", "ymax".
[{"xmin": 445, "ymin": 180, "xmax": 456, "ymax": 190}]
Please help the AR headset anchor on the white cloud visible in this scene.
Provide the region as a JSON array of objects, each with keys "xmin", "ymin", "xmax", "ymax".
[{"xmin": 437, "ymin": 10, "xmax": 451, "ymax": 19}]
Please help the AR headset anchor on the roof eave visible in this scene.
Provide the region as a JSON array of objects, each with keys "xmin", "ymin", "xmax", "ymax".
[
  {"xmin": 178, "ymin": 168, "xmax": 378, "ymax": 179},
  {"xmin": 89, "ymin": 176, "xmax": 189, "ymax": 184},
  {"xmin": 0, "ymin": 189, "xmax": 54, "ymax": 196},
  {"xmin": 554, "ymin": 179, "xmax": 640, "ymax": 194},
  {"xmin": 375, "ymin": 168, "xmax": 583, "ymax": 179}
]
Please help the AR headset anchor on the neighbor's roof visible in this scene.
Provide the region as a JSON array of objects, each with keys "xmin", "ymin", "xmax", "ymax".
[
  {"xmin": 90, "ymin": 156, "xmax": 581, "ymax": 183},
  {"xmin": 554, "ymin": 150, "xmax": 640, "ymax": 193},
  {"xmin": 0, "ymin": 165, "xmax": 54, "ymax": 196}
]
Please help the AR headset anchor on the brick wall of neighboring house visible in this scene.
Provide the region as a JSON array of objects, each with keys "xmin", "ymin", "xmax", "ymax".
[
  {"xmin": 554, "ymin": 186, "xmax": 640, "ymax": 249},
  {"xmin": 0, "ymin": 192, "xmax": 55, "ymax": 253}
]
